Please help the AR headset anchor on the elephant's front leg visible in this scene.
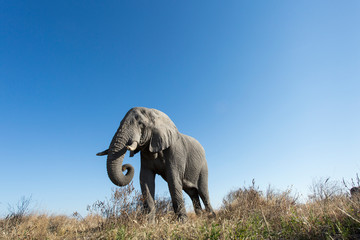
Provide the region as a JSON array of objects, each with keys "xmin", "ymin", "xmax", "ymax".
[
  {"xmin": 166, "ymin": 168, "xmax": 187, "ymax": 221},
  {"xmin": 140, "ymin": 167, "xmax": 156, "ymax": 223}
]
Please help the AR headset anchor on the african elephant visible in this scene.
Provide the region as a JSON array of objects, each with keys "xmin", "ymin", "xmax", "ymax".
[
  {"xmin": 350, "ymin": 187, "xmax": 360, "ymax": 200},
  {"xmin": 96, "ymin": 107, "xmax": 215, "ymax": 221}
]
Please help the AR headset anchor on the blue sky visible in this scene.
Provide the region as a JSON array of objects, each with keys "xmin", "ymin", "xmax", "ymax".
[{"xmin": 1, "ymin": 1, "xmax": 359, "ymax": 216}]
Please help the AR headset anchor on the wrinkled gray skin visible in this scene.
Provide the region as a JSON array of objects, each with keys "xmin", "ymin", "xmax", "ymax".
[{"xmin": 97, "ymin": 107, "xmax": 215, "ymax": 221}]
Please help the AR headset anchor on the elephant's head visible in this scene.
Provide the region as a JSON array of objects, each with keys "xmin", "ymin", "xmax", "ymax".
[{"xmin": 96, "ymin": 107, "xmax": 179, "ymax": 187}]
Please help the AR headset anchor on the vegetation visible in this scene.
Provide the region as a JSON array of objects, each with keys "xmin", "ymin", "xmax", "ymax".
[{"xmin": 1, "ymin": 179, "xmax": 360, "ymax": 239}]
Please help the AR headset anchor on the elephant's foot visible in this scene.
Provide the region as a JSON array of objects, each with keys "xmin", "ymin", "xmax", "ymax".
[
  {"xmin": 208, "ymin": 211, "xmax": 216, "ymax": 219},
  {"xmin": 146, "ymin": 215, "xmax": 155, "ymax": 224},
  {"xmin": 177, "ymin": 213, "xmax": 188, "ymax": 222},
  {"xmin": 145, "ymin": 211, "xmax": 156, "ymax": 224},
  {"xmin": 194, "ymin": 208, "xmax": 203, "ymax": 216}
]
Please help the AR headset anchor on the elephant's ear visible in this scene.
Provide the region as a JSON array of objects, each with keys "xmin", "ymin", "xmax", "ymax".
[{"xmin": 149, "ymin": 116, "xmax": 179, "ymax": 153}]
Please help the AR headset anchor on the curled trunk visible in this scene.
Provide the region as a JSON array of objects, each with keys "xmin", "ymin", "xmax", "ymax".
[{"xmin": 106, "ymin": 133, "xmax": 134, "ymax": 187}]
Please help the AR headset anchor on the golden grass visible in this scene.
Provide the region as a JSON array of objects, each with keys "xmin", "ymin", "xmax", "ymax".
[{"xmin": 1, "ymin": 180, "xmax": 360, "ymax": 239}]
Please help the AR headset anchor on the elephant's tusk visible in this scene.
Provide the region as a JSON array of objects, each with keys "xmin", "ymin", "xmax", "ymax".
[
  {"xmin": 126, "ymin": 141, "xmax": 138, "ymax": 151},
  {"xmin": 96, "ymin": 149, "xmax": 109, "ymax": 156}
]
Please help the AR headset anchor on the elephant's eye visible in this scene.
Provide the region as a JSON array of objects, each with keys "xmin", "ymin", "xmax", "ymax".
[
  {"xmin": 140, "ymin": 128, "xmax": 149, "ymax": 143},
  {"xmin": 138, "ymin": 121, "xmax": 144, "ymax": 127}
]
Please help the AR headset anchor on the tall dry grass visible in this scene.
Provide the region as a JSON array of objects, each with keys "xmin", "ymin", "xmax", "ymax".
[{"xmin": 1, "ymin": 179, "xmax": 359, "ymax": 239}]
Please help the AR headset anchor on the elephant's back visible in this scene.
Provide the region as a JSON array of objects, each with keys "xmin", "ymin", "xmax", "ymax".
[{"xmin": 180, "ymin": 133, "xmax": 205, "ymax": 156}]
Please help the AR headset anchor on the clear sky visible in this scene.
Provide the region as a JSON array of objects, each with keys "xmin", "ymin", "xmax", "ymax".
[{"xmin": 1, "ymin": 1, "xmax": 359, "ymax": 216}]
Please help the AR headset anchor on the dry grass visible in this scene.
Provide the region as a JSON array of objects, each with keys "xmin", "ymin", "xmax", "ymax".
[{"xmin": 1, "ymin": 180, "xmax": 360, "ymax": 239}]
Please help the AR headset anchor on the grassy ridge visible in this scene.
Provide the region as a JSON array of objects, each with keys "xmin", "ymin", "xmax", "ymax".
[{"xmin": 1, "ymin": 180, "xmax": 360, "ymax": 239}]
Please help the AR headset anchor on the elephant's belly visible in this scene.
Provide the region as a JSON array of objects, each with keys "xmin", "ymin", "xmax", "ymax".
[
  {"xmin": 152, "ymin": 157, "xmax": 166, "ymax": 176},
  {"xmin": 158, "ymin": 173, "xmax": 167, "ymax": 182},
  {"xmin": 182, "ymin": 179, "xmax": 197, "ymax": 190}
]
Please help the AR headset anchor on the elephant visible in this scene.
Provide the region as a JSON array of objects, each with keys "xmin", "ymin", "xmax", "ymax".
[
  {"xmin": 350, "ymin": 187, "xmax": 360, "ymax": 200},
  {"xmin": 96, "ymin": 107, "xmax": 215, "ymax": 221}
]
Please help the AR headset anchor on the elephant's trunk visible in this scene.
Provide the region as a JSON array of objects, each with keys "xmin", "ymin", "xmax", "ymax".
[{"xmin": 106, "ymin": 130, "xmax": 134, "ymax": 187}]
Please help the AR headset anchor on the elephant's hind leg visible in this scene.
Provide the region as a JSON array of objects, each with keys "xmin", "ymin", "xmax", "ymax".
[
  {"xmin": 198, "ymin": 167, "xmax": 216, "ymax": 217},
  {"xmin": 184, "ymin": 188, "xmax": 202, "ymax": 215}
]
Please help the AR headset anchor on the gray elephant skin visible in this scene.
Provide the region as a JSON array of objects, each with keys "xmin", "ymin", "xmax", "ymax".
[{"xmin": 97, "ymin": 107, "xmax": 215, "ymax": 221}]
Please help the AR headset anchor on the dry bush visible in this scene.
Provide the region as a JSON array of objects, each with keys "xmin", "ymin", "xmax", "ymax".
[
  {"xmin": 343, "ymin": 173, "xmax": 360, "ymax": 190},
  {"xmin": 86, "ymin": 182, "xmax": 174, "ymax": 229},
  {"xmin": 218, "ymin": 180, "xmax": 299, "ymax": 239},
  {"xmin": 87, "ymin": 182, "xmax": 144, "ymax": 227},
  {"xmin": 309, "ymin": 177, "xmax": 345, "ymax": 202},
  {"xmin": 6, "ymin": 196, "xmax": 32, "ymax": 222},
  {"xmin": 221, "ymin": 180, "xmax": 297, "ymax": 219},
  {"xmin": 216, "ymin": 178, "xmax": 360, "ymax": 239}
]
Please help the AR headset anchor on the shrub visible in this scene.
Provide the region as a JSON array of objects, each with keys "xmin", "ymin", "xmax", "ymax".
[{"xmin": 6, "ymin": 195, "xmax": 32, "ymax": 221}]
